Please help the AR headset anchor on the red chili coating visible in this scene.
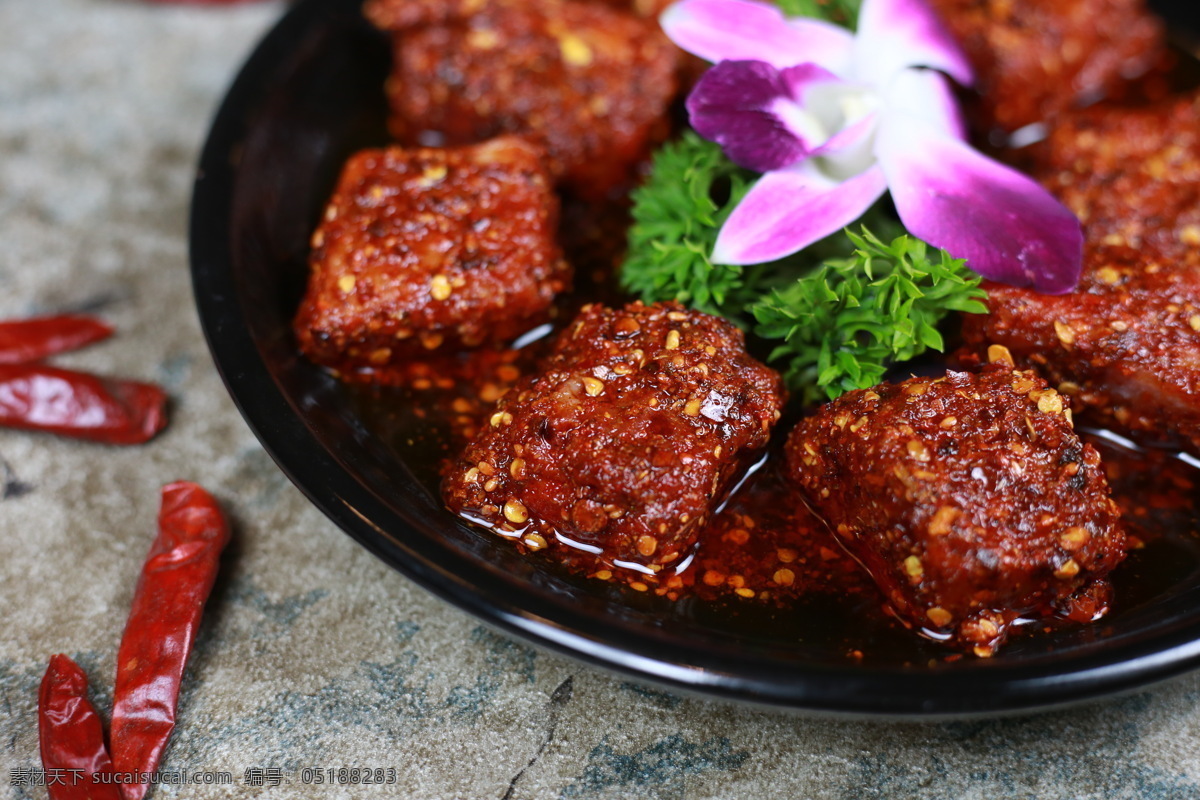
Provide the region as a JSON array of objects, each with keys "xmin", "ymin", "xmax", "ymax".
[
  {"xmin": 0, "ymin": 315, "xmax": 112, "ymax": 365},
  {"xmin": 38, "ymin": 654, "xmax": 122, "ymax": 800},
  {"xmin": 928, "ymin": 0, "xmax": 1164, "ymax": 134},
  {"xmin": 0, "ymin": 364, "xmax": 166, "ymax": 445},
  {"xmin": 784, "ymin": 361, "xmax": 1126, "ymax": 655},
  {"xmin": 579, "ymin": 0, "xmax": 707, "ymax": 93},
  {"xmin": 443, "ymin": 301, "xmax": 784, "ymax": 572},
  {"xmin": 364, "ymin": 0, "xmax": 678, "ymax": 199},
  {"xmin": 962, "ymin": 266, "xmax": 1200, "ymax": 456},
  {"xmin": 293, "ymin": 137, "xmax": 569, "ymax": 371},
  {"xmin": 962, "ymin": 93, "xmax": 1200, "ymax": 455},
  {"xmin": 1029, "ymin": 92, "xmax": 1200, "ymax": 265},
  {"xmin": 110, "ymin": 482, "xmax": 230, "ymax": 800}
]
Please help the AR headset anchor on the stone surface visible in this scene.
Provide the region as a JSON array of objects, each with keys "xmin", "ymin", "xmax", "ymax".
[{"xmin": 2, "ymin": 2, "xmax": 1200, "ymax": 798}]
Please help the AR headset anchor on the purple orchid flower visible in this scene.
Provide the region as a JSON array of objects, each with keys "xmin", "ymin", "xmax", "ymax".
[{"xmin": 661, "ymin": 0, "xmax": 1083, "ymax": 293}]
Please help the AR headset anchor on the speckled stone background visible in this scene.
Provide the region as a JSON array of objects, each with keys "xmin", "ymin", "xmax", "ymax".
[{"xmin": 3, "ymin": 2, "xmax": 1200, "ymax": 798}]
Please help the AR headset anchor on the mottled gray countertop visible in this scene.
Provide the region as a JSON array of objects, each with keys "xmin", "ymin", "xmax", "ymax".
[{"xmin": 3, "ymin": 2, "xmax": 1200, "ymax": 798}]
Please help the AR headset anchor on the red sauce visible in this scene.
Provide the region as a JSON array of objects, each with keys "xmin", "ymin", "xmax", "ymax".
[{"xmin": 340, "ymin": 336, "xmax": 1200, "ymax": 663}]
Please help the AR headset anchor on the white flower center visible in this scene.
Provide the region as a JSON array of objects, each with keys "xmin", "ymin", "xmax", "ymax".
[
  {"xmin": 802, "ymin": 82, "xmax": 881, "ymax": 182},
  {"xmin": 772, "ymin": 100, "xmax": 830, "ymax": 150}
]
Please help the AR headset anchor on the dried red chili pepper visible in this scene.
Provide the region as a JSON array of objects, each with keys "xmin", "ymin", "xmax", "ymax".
[
  {"xmin": 0, "ymin": 363, "xmax": 167, "ymax": 444},
  {"xmin": 110, "ymin": 482, "xmax": 230, "ymax": 800},
  {"xmin": 0, "ymin": 315, "xmax": 113, "ymax": 365},
  {"xmin": 38, "ymin": 654, "xmax": 123, "ymax": 800}
]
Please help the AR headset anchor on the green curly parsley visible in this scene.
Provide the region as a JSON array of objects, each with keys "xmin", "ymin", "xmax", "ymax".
[
  {"xmin": 751, "ymin": 230, "xmax": 988, "ymax": 404},
  {"xmin": 621, "ymin": 133, "xmax": 752, "ymax": 317},
  {"xmin": 618, "ymin": 131, "xmax": 988, "ymax": 403}
]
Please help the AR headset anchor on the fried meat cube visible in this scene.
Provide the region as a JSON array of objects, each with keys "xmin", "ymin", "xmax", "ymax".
[
  {"xmin": 962, "ymin": 264, "xmax": 1200, "ymax": 454},
  {"xmin": 442, "ymin": 301, "xmax": 785, "ymax": 572},
  {"xmin": 785, "ymin": 362, "xmax": 1126, "ymax": 654},
  {"xmin": 364, "ymin": 0, "xmax": 678, "ymax": 199},
  {"xmin": 962, "ymin": 94, "xmax": 1200, "ymax": 454},
  {"xmin": 293, "ymin": 137, "xmax": 570, "ymax": 371},
  {"xmin": 1029, "ymin": 92, "xmax": 1200, "ymax": 263},
  {"xmin": 927, "ymin": 0, "xmax": 1164, "ymax": 134}
]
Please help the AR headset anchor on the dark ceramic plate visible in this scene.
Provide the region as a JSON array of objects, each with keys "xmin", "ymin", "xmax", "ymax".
[{"xmin": 190, "ymin": 0, "xmax": 1200, "ymax": 716}]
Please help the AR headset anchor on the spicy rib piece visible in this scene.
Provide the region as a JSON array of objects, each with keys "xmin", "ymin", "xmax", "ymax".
[
  {"xmin": 0, "ymin": 364, "xmax": 166, "ymax": 445},
  {"xmin": 0, "ymin": 315, "xmax": 112, "ymax": 364},
  {"xmin": 927, "ymin": 0, "xmax": 1164, "ymax": 134},
  {"xmin": 110, "ymin": 482, "xmax": 230, "ymax": 800},
  {"xmin": 785, "ymin": 361, "xmax": 1126, "ymax": 655},
  {"xmin": 962, "ymin": 93, "xmax": 1200, "ymax": 455},
  {"xmin": 364, "ymin": 0, "xmax": 678, "ymax": 199},
  {"xmin": 1027, "ymin": 91, "xmax": 1200, "ymax": 267},
  {"xmin": 962, "ymin": 264, "xmax": 1200, "ymax": 455},
  {"xmin": 38, "ymin": 654, "xmax": 122, "ymax": 800},
  {"xmin": 293, "ymin": 138, "xmax": 569, "ymax": 371},
  {"xmin": 443, "ymin": 301, "xmax": 784, "ymax": 572}
]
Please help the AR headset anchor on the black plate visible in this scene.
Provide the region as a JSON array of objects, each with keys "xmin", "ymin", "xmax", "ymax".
[{"xmin": 190, "ymin": 0, "xmax": 1200, "ymax": 716}]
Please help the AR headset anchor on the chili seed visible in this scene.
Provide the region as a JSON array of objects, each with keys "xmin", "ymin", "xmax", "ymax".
[
  {"xmin": 1055, "ymin": 559, "xmax": 1081, "ymax": 579},
  {"xmin": 430, "ymin": 274, "xmax": 452, "ymax": 301},
  {"xmin": 987, "ymin": 344, "xmax": 1013, "ymax": 365},
  {"xmin": 1054, "ymin": 320, "xmax": 1076, "ymax": 347},
  {"xmin": 926, "ymin": 607, "xmax": 953, "ymax": 627},
  {"xmin": 1037, "ymin": 392, "xmax": 1064, "ymax": 414},
  {"xmin": 928, "ymin": 506, "xmax": 959, "ymax": 536},
  {"xmin": 558, "ymin": 33, "xmax": 593, "ymax": 66},
  {"xmin": 503, "ymin": 499, "xmax": 528, "ymax": 524},
  {"xmin": 1060, "ymin": 527, "xmax": 1090, "ymax": 551}
]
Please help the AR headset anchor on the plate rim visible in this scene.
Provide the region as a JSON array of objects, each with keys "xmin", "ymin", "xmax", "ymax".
[{"xmin": 188, "ymin": 0, "xmax": 1200, "ymax": 718}]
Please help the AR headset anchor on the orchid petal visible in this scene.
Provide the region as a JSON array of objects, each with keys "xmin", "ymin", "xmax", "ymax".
[
  {"xmin": 885, "ymin": 68, "xmax": 966, "ymax": 141},
  {"xmin": 661, "ymin": 0, "xmax": 854, "ymax": 74},
  {"xmin": 688, "ymin": 61, "xmax": 840, "ymax": 171},
  {"xmin": 854, "ymin": 0, "xmax": 973, "ymax": 88},
  {"xmin": 876, "ymin": 115, "xmax": 1082, "ymax": 293},
  {"xmin": 713, "ymin": 163, "xmax": 888, "ymax": 265}
]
